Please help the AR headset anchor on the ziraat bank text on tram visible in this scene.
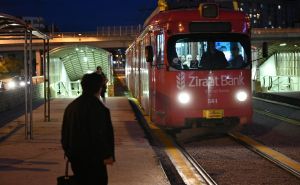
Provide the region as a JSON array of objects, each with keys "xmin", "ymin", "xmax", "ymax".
[{"xmin": 188, "ymin": 75, "xmax": 245, "ymax": 87}]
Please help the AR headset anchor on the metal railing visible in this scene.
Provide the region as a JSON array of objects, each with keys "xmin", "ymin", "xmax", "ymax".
[
  {"xmin": 49, "ymin": 25, "xmax": 142, "ymax": 38},
  {"xmin": 96, "ymin": 25, "xmax": 142, "ymax": 36},
  {"xmin": 57, "ymin": 81, "xmax": 70, "ymax": 97},
  {"xmin": 262, "ymin": 76, "xmax": 300, "ymax": 92},
  {"xmin": 70, "ymin": 81, "xmax": 82, "ymax": 97}
]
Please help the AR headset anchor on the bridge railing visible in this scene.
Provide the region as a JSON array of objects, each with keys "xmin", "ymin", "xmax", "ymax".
[
  {"xmin": 50, "ymin": 25, "xmax": 143, "ymax": 38},
  {"xmin": 96, "ymin": 25, "xmax": 143, "ymax": 36},
  {"xmin": 251, "ymin": 28, "xmax": 300, "ymax": 39},
  {"xmin": 252, "ymin": 28, "xmax": 300, "ymax": 34}
]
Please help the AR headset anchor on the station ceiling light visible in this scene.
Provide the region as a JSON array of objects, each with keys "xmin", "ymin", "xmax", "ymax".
[{"xmin": 279, "ymin": 43, "xmax": 286, "ymax": 46}]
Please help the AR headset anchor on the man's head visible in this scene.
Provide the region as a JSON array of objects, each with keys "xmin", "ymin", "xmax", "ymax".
[
  {"xmin": 207, "ymin": 41, "xmax": 216, "ymax": 53},
  {"xmin": 186, "ymin": 54, "xmax": 192, "ymax": 62},
  {"xmin": 96, "ymin": 66, "xmax": 102, "ymax": 74},
  {"xmin": 180, "ymin": 55, "xmax": 186, "ymax": 62},
  {"xmin": 81, "ymin": 73, "xmax": 104, "ymax": 95},
  {"xmin": 231, "ymin": 46, "xmax": 240, "ymax": 56}
]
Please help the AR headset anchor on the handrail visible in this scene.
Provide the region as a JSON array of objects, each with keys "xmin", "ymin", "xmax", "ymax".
[
  {"xmin": 57, "ymin": 81, "xmax": 70, "ymax": 96},
  {"xmin": 262, "ymin": 75, "xmax": 299, "ymax": 92}
]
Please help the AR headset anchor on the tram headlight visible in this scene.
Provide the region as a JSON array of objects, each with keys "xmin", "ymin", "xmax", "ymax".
[
  {"xmin": 235, "ymin": 90, "xmax": 248, "ymax": 102},
  {"xmin": 19, "ymin": 81, "xmax": 26, "ymax": 87},
  {"xmin": 177, "ymin": 92, "xmax": 191, "ymax": 104},
  {"xmin": 7, "ymin": 81, "xmax": 16, "ymax": 89}
]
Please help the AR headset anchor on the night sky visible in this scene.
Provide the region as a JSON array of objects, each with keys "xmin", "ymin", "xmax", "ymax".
[{"xmin": 1, "ymin": 0, "xmax": 157, "ymax": 32}]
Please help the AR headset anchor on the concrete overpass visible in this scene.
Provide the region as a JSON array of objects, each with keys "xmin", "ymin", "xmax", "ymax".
[
  {"xmin": 0, "ymin": 26, "xmax": 141, "ymax": 51},
  {"xmin": 1, "ymin": 27, "xmax": 300, "ymax": 54}
]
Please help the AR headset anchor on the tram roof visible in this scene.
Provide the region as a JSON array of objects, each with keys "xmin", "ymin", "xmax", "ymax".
[
  {"xmin": 144, "ymin": 7, "xmax": 247, "ymax": 33},
  {"xmin": 0, "ymin": 12, "xmax": 49, "ymax": 40}
]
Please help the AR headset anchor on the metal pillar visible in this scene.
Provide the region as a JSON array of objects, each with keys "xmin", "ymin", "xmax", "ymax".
[
  {"xmin": 29, "ymin": 30, "xmax": 33, "ymax": 139},
  {"xmin": 47, "ymin": 39, "xmax": 50, "ymax": 121},
  {"xmin": 24, "ymin": 29, "xmax": 34, "ymax": 139},
  {"xmin": 24, "ymin": 30, "xmax": 29, "ymax": 139},
  {"xmin": 43, "ymin": 39, "xmax": 47, "ymax": 121},
  {"xmin": 43, "ymin": 39, "xmax": 50, "ymax": 122}
]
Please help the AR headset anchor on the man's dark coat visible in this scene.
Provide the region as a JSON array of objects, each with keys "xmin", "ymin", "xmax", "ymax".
[{"xmin": 61, "ymin": 94, "xmax": 115, "ymax": 163}]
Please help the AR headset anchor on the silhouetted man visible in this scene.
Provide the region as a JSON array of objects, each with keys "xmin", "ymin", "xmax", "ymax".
[
  {"xmin": 229, "ymin": 46, "xmax": 244, "ymax": 68},
  {"xmin": 200, "ymin": 42, "xmax": 228, "ymax": 69},
  {"xmin": 62, "ymin": 73, "xmax": 115, "ymax": 185},
  {"xmin": 95, "ymin": 66, "xmax": 108, "ymax": 103}
]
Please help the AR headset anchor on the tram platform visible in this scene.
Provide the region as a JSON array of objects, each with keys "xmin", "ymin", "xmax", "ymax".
[
  {"xmin": 254, "ymin": 91, "xmax": 300, "ymax": 107},
  {"xmin": 0, "ymin": 97, "xmax": 170, "ymax": 185}
]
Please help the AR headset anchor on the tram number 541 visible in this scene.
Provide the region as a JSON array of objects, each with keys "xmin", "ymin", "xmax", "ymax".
[{"xmin": 208, "ymin": 98, "xmax": 218, "ymax": 104}]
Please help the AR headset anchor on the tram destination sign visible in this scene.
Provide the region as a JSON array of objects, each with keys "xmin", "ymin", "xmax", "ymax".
[{"xmin": 189, "ymin": 22, "xmax": 231, "ymax": 33}]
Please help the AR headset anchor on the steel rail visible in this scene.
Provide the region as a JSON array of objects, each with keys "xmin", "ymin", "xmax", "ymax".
[
  {"xmin": 253, "ymin": 97, "xmax": 300, "ymax": 110},
  {"xmin": 254, "ymin": 109, "xmax": 300, "ymax": 126},
  {"xmin": 228, "ymin": 132, "xmax": 300, "ymax": 179},
  {"xmin": 253, "ymin": 97, "xmax": 300, "ymax": 126},
  {"xmin": 175, "ymin": 141, "xmax": 218, "ymax": 185}
]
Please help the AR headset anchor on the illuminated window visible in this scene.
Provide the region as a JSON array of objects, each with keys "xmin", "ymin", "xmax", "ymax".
[
  {"xmin": 157, "ymin": 34, "xmax": 164, "ymax": 65},
  {"xmin": 257, "ymin": 13, "xmax": 260, "ymax": 19},
  {"xmin": 260, "ymin": 4, "xmax": 263, "ymax": 8}
]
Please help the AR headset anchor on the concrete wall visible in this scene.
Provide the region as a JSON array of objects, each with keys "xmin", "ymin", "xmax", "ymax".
[{"xmin": 0, "ymin": 83, "xmax": 44, "ymax": 113}]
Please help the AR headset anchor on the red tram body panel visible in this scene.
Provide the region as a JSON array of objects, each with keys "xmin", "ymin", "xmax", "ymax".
[{"xmin": 126, "ymin": 3, "xmax": 252, "ymax": 129}]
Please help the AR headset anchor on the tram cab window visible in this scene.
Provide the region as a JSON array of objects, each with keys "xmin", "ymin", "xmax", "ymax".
[{"xmin": 168, "ymin": 35, "xmax": 249, "ymax": 70}]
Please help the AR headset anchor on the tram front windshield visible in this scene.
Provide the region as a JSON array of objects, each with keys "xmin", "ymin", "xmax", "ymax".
[{"xmin": 167, "ymin": 34, "xmax": 251, "ymax": 70}]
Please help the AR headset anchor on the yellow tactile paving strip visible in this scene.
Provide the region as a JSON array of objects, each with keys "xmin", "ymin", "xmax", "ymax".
[
  {"xmin": 130, "ymin": 98, "xmax": 206, "ymax": 185},
  {"xmin": 146, "ymin": 117, "xmax": 207, "ymax": 185},
  {"xmin": 230, "ymin": 132, "xmax": 300, "ymax": 176}
]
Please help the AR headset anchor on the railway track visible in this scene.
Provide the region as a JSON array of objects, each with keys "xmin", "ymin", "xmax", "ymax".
[
  {"xmin": 228, "ymin": 132, "xmax": 300, "ymax": 178},
  {"xmin": 179, "ymin": 134, "xmax": 299, "ymax": 184},
  {"xmin": 131, "ymin": 97, "xmax": 300, "ymax": 184},
  {"xmin": 177, "ymin": 131, "xmax": 300, "ymax": 184},
  {"xmin": 175, "ymin": 140, "xmax": 218, "ymax": 185}
]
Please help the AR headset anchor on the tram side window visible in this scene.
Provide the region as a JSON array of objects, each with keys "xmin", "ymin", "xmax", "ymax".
[{"xmin": 156, "ymin": 34, "xmax": 164, "ymax": 67}]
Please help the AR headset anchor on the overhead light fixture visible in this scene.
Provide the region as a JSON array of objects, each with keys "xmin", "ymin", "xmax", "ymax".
[
  {"xmin": 279, "ymin": 43, "xmax": 286, "ymax": 46},
  {"xmin": 86, "ymin": 70, "xmax": 93, "ymax": 74},
  {"xmin": 10, "ymin": 23, "xmax": 19, "ymax": 26}
]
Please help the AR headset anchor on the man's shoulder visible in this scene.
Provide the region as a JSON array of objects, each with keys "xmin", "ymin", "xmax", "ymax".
[
  {"xmin": 64, "ymin": 97, "xmax": 83, "ymax": 112},
  {"xmin": 98, "ymin": 102, "xmax": 110, "ymax": 111}
]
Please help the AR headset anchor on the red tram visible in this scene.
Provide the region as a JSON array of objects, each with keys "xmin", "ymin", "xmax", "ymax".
[{"xmin": 126, "ymin": 3, "xmax": 252, "ymax": 129}]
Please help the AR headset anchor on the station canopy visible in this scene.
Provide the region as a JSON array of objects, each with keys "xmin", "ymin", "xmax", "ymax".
[
  {"xmin": 50, "ymin": 45, "xmax": 111, "ymax": 81},
  {"xmin": 0, "ymin": 12, "xmax": 49, "ymax": 40}
]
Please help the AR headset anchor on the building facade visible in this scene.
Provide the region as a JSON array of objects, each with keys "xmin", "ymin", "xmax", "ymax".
[{"xmin": 238, "ymin": 0, "xmax": 300, "ymax": 28}]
